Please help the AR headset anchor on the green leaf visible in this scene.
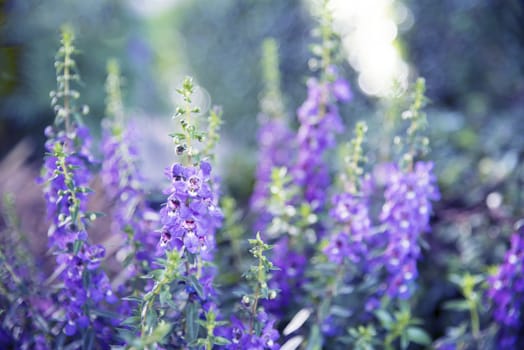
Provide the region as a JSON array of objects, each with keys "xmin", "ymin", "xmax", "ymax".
[
  {"xmin": 305, "ymin": 324, "xmax": 323, "ymax": 350},
  {"xmin": 82, "ymin": 328, "xmax": 95, "ymax": 350},
  {"xmin": 443, "ymin": 300, "xmax": 470, "ymax": 311},
  {"xmin": 213, "ymin": 336, "xmax": 231, "ymax": 345},
  {"xmin": 186, "ymin": 301, "xmax": 199, "ymax": 343},
  {"xmin": 73, "ymin": 239, "xmax": 83, "ymax": 255},
  {"xmin": 91, "ymin": 308, "xmax": 122, "ymax": 320},
  {"xmin": 374, "ymin": 310, "xmax": 393, "ymax": 329},
  {"xmin": 145, "ymin": 307, "xmax": 158, "ymax": 330},
  {"xmin": 400, "ymin": 333, "xmax": 408, "ymax": 349},
  {"xmin": 188, "ymin": 274, "xmax": 204, "ymax": 299},
  {"xmin": 406, "ymin": 327, "xmax": 432, "ymax": 345}
]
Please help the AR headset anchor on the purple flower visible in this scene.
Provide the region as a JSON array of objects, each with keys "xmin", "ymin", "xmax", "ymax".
[
  {"xmin": 487, "ymin": 227, "xmax": 524, "ymax": 348},
  {"xmin": 40, "ymin": 125, "xmax": 118, "ymax": 344},
  {"xmin": 159, "ymin": 160, "xmax": 222, "ymax": 298},
  {"xmin": 220, "ymin": 312, "xmax": 280, "ymax": 350},
  {"xmin": 251, "ymin": 117, "xmax": 294, "ymax": 232},
  {"xmin": 100, "ymin": 120, "xmax": 161, "ymax": 283},
  {"xmin": 378, "ymin": 161, "xmax": 439, "ymax": 299},
  {"xmin": 292, "ymin": 76, "xmax": 350, "ymax": 212},
  {"xmin": 324, "ymin": 193, "xmax": 372, "ymax": 264},
  {"xmin": 265, "ymin": 237, "xmax": 306, "ymax": 314}
]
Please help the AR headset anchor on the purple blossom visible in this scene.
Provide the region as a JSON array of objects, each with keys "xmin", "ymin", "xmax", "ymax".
[
  {"xmin": 292, "ymin": 75, "xmax": 350, "ymax": 212},
  {"xmin": 159, "ymin": 160, "xmax": 222, "ymax": 297},
  {"xmin": 265, "ymin": 237, "xmax": 307, "ymax": 314},
  {"xmin": 40, "ymin": 125, "xmax": 118, "ymax": 344},
  {"xmin": 487, "ymin": 228, "xmax": 524, "ymax": 348},
  {"xmin": 220, "ymin": 311, "xmax": 280, "ymax": 350},
  {"xmin": 101, "ymin": 121, "xmax": 161, "ymax": 281},
  {"xmin": 251, "ymin": 117, "xmax": 294, "ymax": 232},
  {"xmin": 379, "ymin": 161, "xmax": 439, "ymax": 299},
  {"xmin": 324, "ymin": 193, "xmax": 372, "ymax": 264}
]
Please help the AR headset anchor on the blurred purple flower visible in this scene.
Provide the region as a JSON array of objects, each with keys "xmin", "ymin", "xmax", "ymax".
[
  {"xmin": 487, "ymin": 227, "xmax": 524, "ymax": 348},
  {"xmin": 379, "ymin": 161, "xmax": 439, "ymax": 299}
]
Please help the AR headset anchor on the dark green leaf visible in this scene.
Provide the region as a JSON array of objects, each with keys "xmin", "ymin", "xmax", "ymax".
[
  {"xmin": 188, "ymin": 274, "xmax": 204, "ymax": 299},
  {"xmin": 186, "ymin": 301, "xmax": 199, "ymax": 343},
  {"xmin": 406, "ymin": 327, "xmax": 432, "ymax": 345},
  {"xmin": 305, "ymin": 324, "xmax": 323, "ymax": 350},
  {"xmin": 375, "ymin": 310, "xmax": 393, "ymax": 329},
  {"xmin": 443, "ymin": 300, "xmax": 470, "ymax": 311}
]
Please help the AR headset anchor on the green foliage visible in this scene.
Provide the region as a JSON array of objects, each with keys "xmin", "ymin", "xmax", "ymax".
[
  {"xmin": 375, "ymin": 304, "xmax": 432, "ymax": 350},
  {"xmin": 309, "ymin": 0, "xmax": 342, "ymax": 81},
  {"xmin": 171, "ymin": 77, "xmax": 206, "ymax": 165},
  {"xmin": 339, "ymin": 121, "xmax": 368, "ymax": 193},
  {"xmin": 216, "ymin": 196, "xmax": 245, "ymax": 285},
  {"xmin": 244, "ymin": 233, "xmax": 278, "ymax": 310},
  {"xmin": 445, "ymin": 273, "xmax": 485, "ymax": 338},
  {"xmin": 136, "ymin": 249, "xmax": 182, "ymax": 345},
  {"xmin": 260, "ymin": 38, "xmax": 286, "ymax": 118},
  {"xmin": 195, "ymin": 308, "xmax": 230, "ymax": 349},
  {"xmin": 203, "ymin": 106, "xmax": 223, "ymax": 159},
  {"xmin": 51, "ymin": 25, "xmax": 89, "ymax": 134},
  {"xmin": 396, "ymin": 77, "xmax": 430, "ymax": 168},
  {"xmin": 105, "ymin": 59, "xmax": 125, "ymax": 129},
  {"xmin": 346, "ymin": 325, "xmax": 379, "ymax": 350},
  {"xmin": 266, "ymin": 167, "xmax": 317, "ymax": 241}
]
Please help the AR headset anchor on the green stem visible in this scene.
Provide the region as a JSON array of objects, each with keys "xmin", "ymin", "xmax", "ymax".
[
  {"xmin": 249, "ymin": 254, "xmax": 264, "ymax": 334},
  {"xmin": 470, "ymin": 302, "xmax": 480, "ymax": 339}
]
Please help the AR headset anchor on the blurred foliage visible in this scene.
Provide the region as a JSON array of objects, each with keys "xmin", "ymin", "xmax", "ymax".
[
  {"xmin": 405, "ymin": 0, "xmax": 524, "ymax": 114},
  {"xmin": 169, "ymin": 0, "xmax": 313, "ymax": 145},
  {"xmin": 0, "ymin": 0, "xmax": 157, "ymax": 156}
]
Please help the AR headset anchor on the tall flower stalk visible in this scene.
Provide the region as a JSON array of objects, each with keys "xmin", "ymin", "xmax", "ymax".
[
  {"xmin": 487, "ymin": 227, "xmax": 524, "ymax": 348},
  {"xmin": 0, "ymin": 194, "xmax": 50, "ymax": 349},
  {"xmin": 100, "ymin": 60, "xmax": 160, "ymax": 291},
  {"xmin": 220, "ymin": 233, "xmax": 280, "ymax": 350},
  {"xmin": 268, "ymin": 0, "xmax": 351, "ymax": 320},
  {"xmin": 251, "ymin": 38, "xmax": 294, "ymax": 233},
  {"xmin": 291, "ymin": 0, "xmax": 352, "ymax": 214},
  {"xmin": 134, "ymin": 78, "xmax": 223, "ymax": 348},
  {"xmin": 40, "ymin": 26, "xmax": 117, "ymax": 345},
  {"xmin": 378, "ymin": 78, "xmax": 440, "ymax": 300}
]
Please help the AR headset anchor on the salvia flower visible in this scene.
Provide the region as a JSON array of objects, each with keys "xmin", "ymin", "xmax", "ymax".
[
  {"xmin": 487, "ymin": 227, "xmax": 524, "ymax": 348},
  {"xmin": 379, "ymin": 161, "xmax": 439, "ymax": 299},
  {"xmin": 292, "ymin": 74, "xmax": 351, "ymax": 211},
  {"xmin": 0, "ymin": 195, "xmax": 51, "ymax": 349},
  {"xmin": 324, "ymin": 192, "xmax": 372, "ymax": 264},
  {"xmin": 160, "ymin": 160, "xmax": 222, "ymax": 263},
  {"xmin": 251, "ymin": 117, "xmax": 294, "ymax": 232},
  {"xmin": 101, "ymin": 60, "xmax": 160, "ymax": 283},
  {"xmin": 251, "ymin": 38, "xmax": 294, "ymax": 233},
  {"xmin": 40, "ymin": 26, "xmax": 118, "ymax": 345}
]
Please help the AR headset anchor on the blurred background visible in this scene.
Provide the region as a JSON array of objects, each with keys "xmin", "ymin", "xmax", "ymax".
[{"xmin": 1, "ymin": 0, "xmax": 524, "ymax": 339}]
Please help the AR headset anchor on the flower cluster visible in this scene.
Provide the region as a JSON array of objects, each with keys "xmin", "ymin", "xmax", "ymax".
[
  {"xmin": 379, "ymin": 161, "xmax": 440, "ymax": 299},
  {"xmin": 251, "ymin": 38, "xmax": 294, "ymax": 233},
  {"xmin": 0, "ymin": 196, "xmax": 50, "ymax": 350},
  {"xmin": 225, "ymin": 311, "xmax": 280, "ymax": 350},
  {"xmin": 39, "ymin": 27, "xmax": 118, "ymax": 344},
  {"xmin": 292, "ymin": 74, "xmax": 351, "ymax": 211},
  {"xmin": 267, "ymin": 236, "xmax": 307, "ymax": 313},
  {"xmin": 160, "ymin": 161, "xmax": 222, "ymax": 263},
  {"xmin": 101, "ymin": 61, "xmax": 160, "ymax": 282},
  {"xmin": 324, "ymin": 192, "xmax": 372, "ymax": 265},
  {"xmin": 487, "ymin": 227, "xmax": 524, "ymax": 348},
  {"xmin": 251, "ymin": 118, "xmax": 294, "ymax": 232}
]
